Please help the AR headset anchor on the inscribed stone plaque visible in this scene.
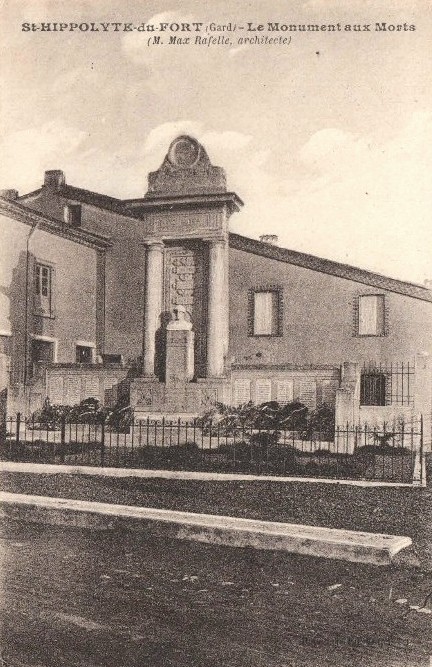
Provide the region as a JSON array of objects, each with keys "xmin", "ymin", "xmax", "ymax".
[
  {"xmin": 322, "ymin": 380, "xmax": 338, "ymax": 406},
  {"xmin": 165, "ymin": 244, "xmax": 207, "ymax": 377},
  {"xmin": 255, "ymin": 379, "xmax": 272, "ymax": 404},
  {"xmin": 233, "ymin": 379, "xmax": 251, "ymax": 406},
  {"xmin": 276, "ymin": 380, "xmax": 294, "ymax": 405},
  {"xmin": 299, "ymin": 379, "xmax": 317, "ymax": 409},
  {"xmin": 104, "ymin": 377, "xmax": 119, "ymax": 390},
  {"xmin": 83, "ymin": 376, "xmax": 100, "ymax": 400},
  {"xmin": 65, "ymin": 377, "xmax": 81, "ymax": 405},
  {"xmin": 48, "ymin": 375, "xmax": 64, "ymax": 404}
]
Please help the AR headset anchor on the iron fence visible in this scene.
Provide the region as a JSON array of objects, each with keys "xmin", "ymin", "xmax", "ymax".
[
  {"xmin": 0, "ymin": 413, "xmax": 427, "ymax": 484},
  {"xmin": 360, "ymin": 361, "xmax": 414, "ymax": 407}
]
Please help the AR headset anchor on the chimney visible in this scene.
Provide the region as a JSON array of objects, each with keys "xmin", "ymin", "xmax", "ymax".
[
  {"xmin": 259, "ymin": 234, "xmax": 279, "ymax": 246},
  {"xmin": 0, "ymin": 189, "xmax": 18, "ymax": 200},
  {"xmin": 64, "ymin": 204, "xmax": 82, "ymax": 227},
  {"xmin": 44, "ymin": 170, "xmax": 65, "ymax": 189}
]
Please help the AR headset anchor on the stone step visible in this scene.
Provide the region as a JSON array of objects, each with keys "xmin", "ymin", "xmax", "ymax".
[{"xmin": 0, "ymin": 492, "xmax": 412, "ymax": 565}]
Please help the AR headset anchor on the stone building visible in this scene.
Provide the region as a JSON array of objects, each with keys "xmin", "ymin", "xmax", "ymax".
[{"xmin": 1, "ymin": 135, "xmax": 431, "ymax": 423}]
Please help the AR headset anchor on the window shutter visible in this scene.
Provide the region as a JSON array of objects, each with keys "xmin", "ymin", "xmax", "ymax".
[
  {"xmin": 253, "ymin": 291, "xmax": 278, "ymax": 335},
  {"xmin": 358, "ymin": 295, "xmax": 385, "ymax": 336}
]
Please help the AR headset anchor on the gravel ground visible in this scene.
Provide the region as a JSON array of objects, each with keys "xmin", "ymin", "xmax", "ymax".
[
  {"xmin": 2, "ymin": 471, "xmax": 432, "ymax": 566},
  {"xmin": 1, "ymin": 519, "xmax": 432, "ymax": 667}
]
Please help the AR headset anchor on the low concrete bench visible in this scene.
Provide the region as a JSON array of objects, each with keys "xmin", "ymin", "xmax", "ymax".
[{"xmin": 0, "ymin": 492, "xmax": 412, "ymax": 566}]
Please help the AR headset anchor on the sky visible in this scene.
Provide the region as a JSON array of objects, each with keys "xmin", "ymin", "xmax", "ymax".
[{"xmin": 0, "ymin": 0, "xmax": 431, "ymax": 284}]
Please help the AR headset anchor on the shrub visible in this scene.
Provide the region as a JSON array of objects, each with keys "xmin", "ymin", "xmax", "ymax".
[
  {"xmin": 29, "ymin": 399, "xmax": 72, "ymax": 429},
  {"xmin": 30, "ymin": 397, "xmax": 133, "ymax": 432},
  {"xmin": 302, "ymin": 404, "xmax": 335, "ymax": 440}
]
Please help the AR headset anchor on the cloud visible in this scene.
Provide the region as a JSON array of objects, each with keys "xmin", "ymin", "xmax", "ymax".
[
  {"xmin": 141, "ymin": 123, "xmax": 253, "ymax": 178},
  {"xmin": 143, "ymin": 120, "xmax": 202, "ymax": 154},
  {"xmin": 4, "ymin": 112, "xmax": 430, "ymax": 283},
  {"xmin": 200, "ymin": 131, "xmax": 253, "ymax": 153},
  {"xmin": 230, "ymin": 111, "xmax": 432, "ymax": 283},
  {"xmin": 0, "ymin": 119, "xmax": 86, "ymax": 192}
]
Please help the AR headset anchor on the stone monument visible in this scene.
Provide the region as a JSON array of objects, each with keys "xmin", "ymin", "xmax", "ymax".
[
  {"xmin": 129, "ymin": 135, "xmax": 243, "ymax": 420},
  {"xmin": 165, "ymin": 306, "xmax": 195, "ymax": 385}
]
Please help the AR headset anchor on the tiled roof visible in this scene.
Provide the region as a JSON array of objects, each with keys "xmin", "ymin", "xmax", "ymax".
[
  {"xmin": 229, "ymin": 233, "xmax": 432, "ymax": 304},
  {"xmin": 18, "ymin": 185, "xmax": 143, "ymax": 221},
  {"xmin": 14, "ymin": 182, "xmax": 432, "ymax": 303},
  {"xmin": 0, "ymin": 197, "xmax": 112, "ymax": 249}
]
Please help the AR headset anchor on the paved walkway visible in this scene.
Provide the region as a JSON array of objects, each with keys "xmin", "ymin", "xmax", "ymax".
[{"xmin": 0, "ymin": 460, "xmax": 416, "ymax": 487}]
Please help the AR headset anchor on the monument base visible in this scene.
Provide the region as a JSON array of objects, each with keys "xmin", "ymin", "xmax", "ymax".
[{"xmin": 130, "ymin": 376, "xmax": 230, "ymax": 421}]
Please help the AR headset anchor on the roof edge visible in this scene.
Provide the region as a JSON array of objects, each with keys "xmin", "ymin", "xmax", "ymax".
[
  {"xmin": 229, "ymin": 233, "xmax": 432, "ymax": 303},
  {"xmin": 0, "ymin": 197, "xmax": 113, "ymax": 250}
]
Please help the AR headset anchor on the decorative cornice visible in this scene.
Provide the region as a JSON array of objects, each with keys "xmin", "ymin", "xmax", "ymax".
[
  {"xmin": 19, "ymin": 185, "xmax": 243, "ymax": 219},
  {"xmin": 124, "ymin": 192, "xmax": 243, "ymax": 214},
  {"xmin": 231, "ymin": 363, "xmax": 339, "ymax": 372},
  {"xmin": 0, "ymin": 197, "xmax": 113, "ymax": 250},
  {"xmin": 229, "ymin": 233, "xmax": 432, "ymax": 304}
]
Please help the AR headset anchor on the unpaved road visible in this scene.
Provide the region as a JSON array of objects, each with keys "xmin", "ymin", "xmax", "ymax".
[{"xmin": 1, "ymin": 519, "xmax": 432, "ymax": 667}]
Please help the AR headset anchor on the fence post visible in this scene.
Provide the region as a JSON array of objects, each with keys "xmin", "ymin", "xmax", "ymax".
[
  {"xmin": 420, "ymin": 414, "xmax": 427, "ymax": 486},
  {"xmin": 60, "ymin": 415, "xmax": 66, "ymax": 463},
  {"xmin": 413, "ymin": 414, "xmax": 426, "ymax": 487},
  {"xmin": 100, "ymin": 421, "xmax": 105, "ymax": 468},
  {"xmin": 15, "ymin": 412, "xmax": 21, "ymax": 448}
]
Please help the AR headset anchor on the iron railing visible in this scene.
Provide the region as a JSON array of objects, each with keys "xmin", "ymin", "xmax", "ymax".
[
  {"xmin": 360, "ymin": 361, "xmax": 414, "ymax": 407},
  {"xmin": 0, "ymin": 413, "xmax": 427, "ymax": 484}
]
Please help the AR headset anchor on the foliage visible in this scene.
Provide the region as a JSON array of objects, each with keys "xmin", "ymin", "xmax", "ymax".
[
  {"xmin": 198, "ymin": 400, "xmax": 332, "ymax": 440},
  {"xmin": 29, "ymin": 398, "xmax": 73, "ymax": 430},
  {"xmin": 301, "ymin": 404, "xmax": 335, "ymax": 440},
  {"xmin": 29, "ymin": 396, "xmax": 133, "ymax": 431}
]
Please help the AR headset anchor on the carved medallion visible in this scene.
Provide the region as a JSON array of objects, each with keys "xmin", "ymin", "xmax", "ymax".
[{"xmin": 168, "ymin": 137, "xmax": 201, "ymax": 169}]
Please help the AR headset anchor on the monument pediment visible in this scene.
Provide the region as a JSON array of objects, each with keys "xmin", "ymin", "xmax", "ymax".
[{"xmin": 146, "ymin": 135, "xmax": 227, "ymax": 197}]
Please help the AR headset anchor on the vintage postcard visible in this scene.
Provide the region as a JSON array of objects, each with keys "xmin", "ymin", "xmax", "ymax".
[{"xmin": 1, "ymin": 1, "xmax": 431, "ymax": 666}]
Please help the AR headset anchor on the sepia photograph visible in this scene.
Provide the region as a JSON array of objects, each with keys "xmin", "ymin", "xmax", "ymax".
[{"xmin": 0, "ymin": 1, "xmax": 431, "ymax": 665}]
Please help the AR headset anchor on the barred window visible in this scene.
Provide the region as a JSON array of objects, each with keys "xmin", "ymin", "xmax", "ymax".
[
  {"xmin": 360, "ymin": 362, "xmax": 414, "ymax": 407},
  {"xmin": 360, "ymin": 372, "xmax": 387, "ymax": 406}
]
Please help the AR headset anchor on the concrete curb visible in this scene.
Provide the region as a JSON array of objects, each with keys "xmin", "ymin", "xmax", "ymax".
[
  {"xmin": 0, "ymin": 492, "xmax": 412, "ymax": 566},
  {"xmin": 0, "ymin": 461, "xmax": 416, "ymax": 488}
]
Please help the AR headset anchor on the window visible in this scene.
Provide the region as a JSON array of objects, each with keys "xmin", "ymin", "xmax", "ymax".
[
  {"xmin": 64, "ymin": 204, "xmax": 82, "ymax": 227},
  {"xmin": 34, "ymin": 263, "xmax": 54, "ymax": 317},
  {"xmin": 360, "ymin": 362, "xmax": 413, "ymax": 407},
  {"xmin": 30, "ymin": 338, "xmax": 54, "ymax": 377},
  {"xmin": 250, "ymin": 289, "xmax": 282, "ymax": 336},
  {"xmin": 357, "ymin": 295, "xmax": 385, "ymax": 336},
  {"xmin": 76, "ymin": 345, "xmax": 94, "ymax": 364},
  {"xmin": 360, "ymin": 372, "xmax": 387, "ymax": 406},
  {"xmin": 0, "ymin": 334, "xmax": 11, "ymax": 356}
]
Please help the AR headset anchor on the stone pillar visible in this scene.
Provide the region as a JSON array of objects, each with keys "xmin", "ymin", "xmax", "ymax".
[
  {"xmin": 413, "ymin": 353, "xmax": 431, "ymax": 485},
  {"xmin": 414, "ymin": 353, "xmax": 431, "ymax": 417},
  {"xmin": 335, "ymin": 362, "xmax": 360, "ymax": 453},
  {"xmin": 207, "ymin": 239, "xmax": 228, "ymax": 377},
  {"xmin": 143, "ymin": 241, "xmax": 164, "ymax": 377}
]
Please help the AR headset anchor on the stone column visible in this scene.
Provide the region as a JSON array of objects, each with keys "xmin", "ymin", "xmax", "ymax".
[
  {"xmin": 143, "ymin": 241, "xmax": 164, "ymax": 377},
  {"xmin": 207, "ymin": 239, "xmax": 228, "ymax": 377},
  {"xmin": 335, "ymin": 362, "xmax": 360, "ymax": 453}
]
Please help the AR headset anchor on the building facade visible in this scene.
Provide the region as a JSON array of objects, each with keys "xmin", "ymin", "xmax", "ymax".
[{"xmin": 1, "ymin": 135, "xmax": 431, "ymax": 422}]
